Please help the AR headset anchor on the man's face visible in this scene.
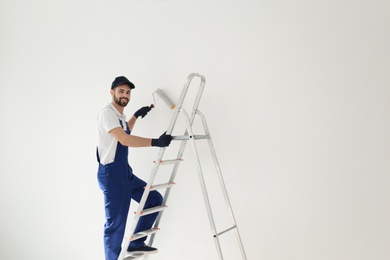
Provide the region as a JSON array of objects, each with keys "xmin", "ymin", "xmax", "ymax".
[{"xmin": 111, "ymin": 84, "xmax": 131, "ymax": 107}]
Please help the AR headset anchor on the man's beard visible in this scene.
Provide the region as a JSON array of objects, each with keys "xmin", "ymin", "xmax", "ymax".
[{"xmin": 114, "ymin": 95, "xmax": 129, "ymax": 107}]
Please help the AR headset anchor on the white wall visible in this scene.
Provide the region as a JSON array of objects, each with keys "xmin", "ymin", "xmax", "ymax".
[{"xmin": 1, "ymin": 0, "xmax": 389, "ymax": 259}]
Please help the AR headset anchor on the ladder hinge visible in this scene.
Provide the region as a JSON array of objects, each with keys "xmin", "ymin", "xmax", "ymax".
[{"xmin": 172, "ymin": 134, "xmax": 208, "ymax": 140}]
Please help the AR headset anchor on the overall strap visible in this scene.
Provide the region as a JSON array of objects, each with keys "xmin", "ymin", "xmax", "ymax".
[{"xmin": 96, "ymin": 147, "xmax": 101, "ymax": 163}]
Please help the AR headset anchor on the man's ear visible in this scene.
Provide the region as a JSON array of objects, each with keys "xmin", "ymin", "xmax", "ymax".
[{"xmin": 110, "ymin": 89, "xmax": 114, "ymax": 96}]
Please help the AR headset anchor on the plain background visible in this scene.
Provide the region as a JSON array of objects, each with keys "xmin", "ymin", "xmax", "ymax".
[{"xmin": 1, "ymin": 0, "xmax": 389, "ymax": 259}]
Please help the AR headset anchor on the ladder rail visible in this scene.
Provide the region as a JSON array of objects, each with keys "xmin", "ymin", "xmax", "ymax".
[
  {"xmin": 147, "ymin": 74, "xmax": 207, "ymax": 252},
  {"xmin": 197, "ymin": 110, "xmax": 248, "ymax": 260},
  {"xmin": 165, "ymin": 73, "xmax": 205, "ymax": 135},
  {"xmin": 181, "ymin": 108, "xmax": 224, "ymax": 259}
]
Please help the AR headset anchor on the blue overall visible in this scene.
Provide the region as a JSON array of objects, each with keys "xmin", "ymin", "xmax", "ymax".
[{"xmin": 97, "ymin": 120, "xmax": 163, "ymax": 260}]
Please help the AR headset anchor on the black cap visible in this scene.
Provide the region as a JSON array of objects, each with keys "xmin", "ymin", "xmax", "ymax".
[{"xmin": 111, "ymin": 76, "xmax": 135, "ymax": 89}]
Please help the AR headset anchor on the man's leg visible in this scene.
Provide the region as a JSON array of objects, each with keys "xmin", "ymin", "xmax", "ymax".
[
  {"xmin": 103, "ymin": 193, "xmax": 132, "ymax": 259},
  {"xmin": 98, "ymin": 167, "xmax": 132, "ymax": 260}
]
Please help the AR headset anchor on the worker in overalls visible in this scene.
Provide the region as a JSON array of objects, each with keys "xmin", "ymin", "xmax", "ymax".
[{"xmin": 97, "ymin": 76, "xmax": 172, "ymax": 260}]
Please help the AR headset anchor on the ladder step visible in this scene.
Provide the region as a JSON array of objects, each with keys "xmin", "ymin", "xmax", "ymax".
[
  {"xmin": 214, "ymin": 225, "xmax": 237, "ymax": 237},
  {"xmin": 154, "ymin": 159, "xmax": 183, "ymax": 165},
  {"xmin": 124, "ymin": 252, "xmax": 145, "ymax": 259},
  {"xmin": 135, "ymin": 205, "xmax": 167, "ymax": 216},
  {"xmin": 172, "ymin": 134, "xmax": 208, "ymax": 140},
  {"xmin": 146, "ymin": 182, "xmax": 176, "ymax": 191},
  {"xmin": 131, "ymin": 228, "xmax": 160, "ymax": 241}
]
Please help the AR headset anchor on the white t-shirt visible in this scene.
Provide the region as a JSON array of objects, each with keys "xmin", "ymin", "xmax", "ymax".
[{"xmin": 97, "ymin": 103, "xmax": 128, "ymax": 165}]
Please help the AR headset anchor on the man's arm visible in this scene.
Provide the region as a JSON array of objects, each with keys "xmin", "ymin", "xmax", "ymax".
[
  {"xmin": 128, "ymin": 106, "xmax": 152, "ymax": 131},
  {"xmin": 128, "ymin": 115, "xmax": 137, "ymax": 131},
  {"xmin": 109, "ymin": 127, "xmax": 152, "ymax": 147}
]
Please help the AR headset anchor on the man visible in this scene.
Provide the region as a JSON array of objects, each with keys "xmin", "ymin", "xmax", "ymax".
[{"xmin": 97, "ymin": 76, "xmax": 172, "ymax": 260}]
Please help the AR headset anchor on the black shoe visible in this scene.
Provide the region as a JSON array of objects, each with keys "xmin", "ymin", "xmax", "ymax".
[{"xmin": 127, "ymin": 244, "xmax": 158, "ymax": 255}]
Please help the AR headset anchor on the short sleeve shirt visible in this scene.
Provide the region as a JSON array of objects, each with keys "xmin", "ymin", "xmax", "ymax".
[{"xmin": 97, "ymin": 103, "xmax": 128, "ymax": 165}]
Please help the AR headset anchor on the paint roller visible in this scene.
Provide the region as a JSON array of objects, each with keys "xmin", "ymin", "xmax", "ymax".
[{"xmin": 151, "ymin": 88, "xmax": 176, "ymax": 109}]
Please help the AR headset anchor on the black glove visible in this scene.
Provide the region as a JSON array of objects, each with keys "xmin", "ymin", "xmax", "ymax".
[
  {"xmin": 134, "ymin": 105, "xmax": 152, "ymax": 119},
  {"xmin": 152, "ymin": 132, "xmax": 173, "ymax": 147}
]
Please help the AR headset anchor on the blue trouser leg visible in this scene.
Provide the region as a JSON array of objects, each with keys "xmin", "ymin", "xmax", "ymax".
[
  {"xmin": 98, "ymin": 163, "xmax": 133, "ymax": 260},
  {"xmin": 103, "ymin": 193, "xmax": 131, "ymax": 259}
]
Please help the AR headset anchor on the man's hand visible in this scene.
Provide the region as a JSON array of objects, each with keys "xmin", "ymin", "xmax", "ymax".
[
  {"xmin": 134, "ymin": 105, "xmax": 153, "ymax": 119},
  {"xmin": 151, "ymin": 132, "xmax": 173, "ymax": 147}
]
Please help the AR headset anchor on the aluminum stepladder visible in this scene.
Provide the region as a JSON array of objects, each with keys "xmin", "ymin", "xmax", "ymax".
[{"xmin": 118, "ymin": 73, "xmax": 247, "ymax": 260}]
